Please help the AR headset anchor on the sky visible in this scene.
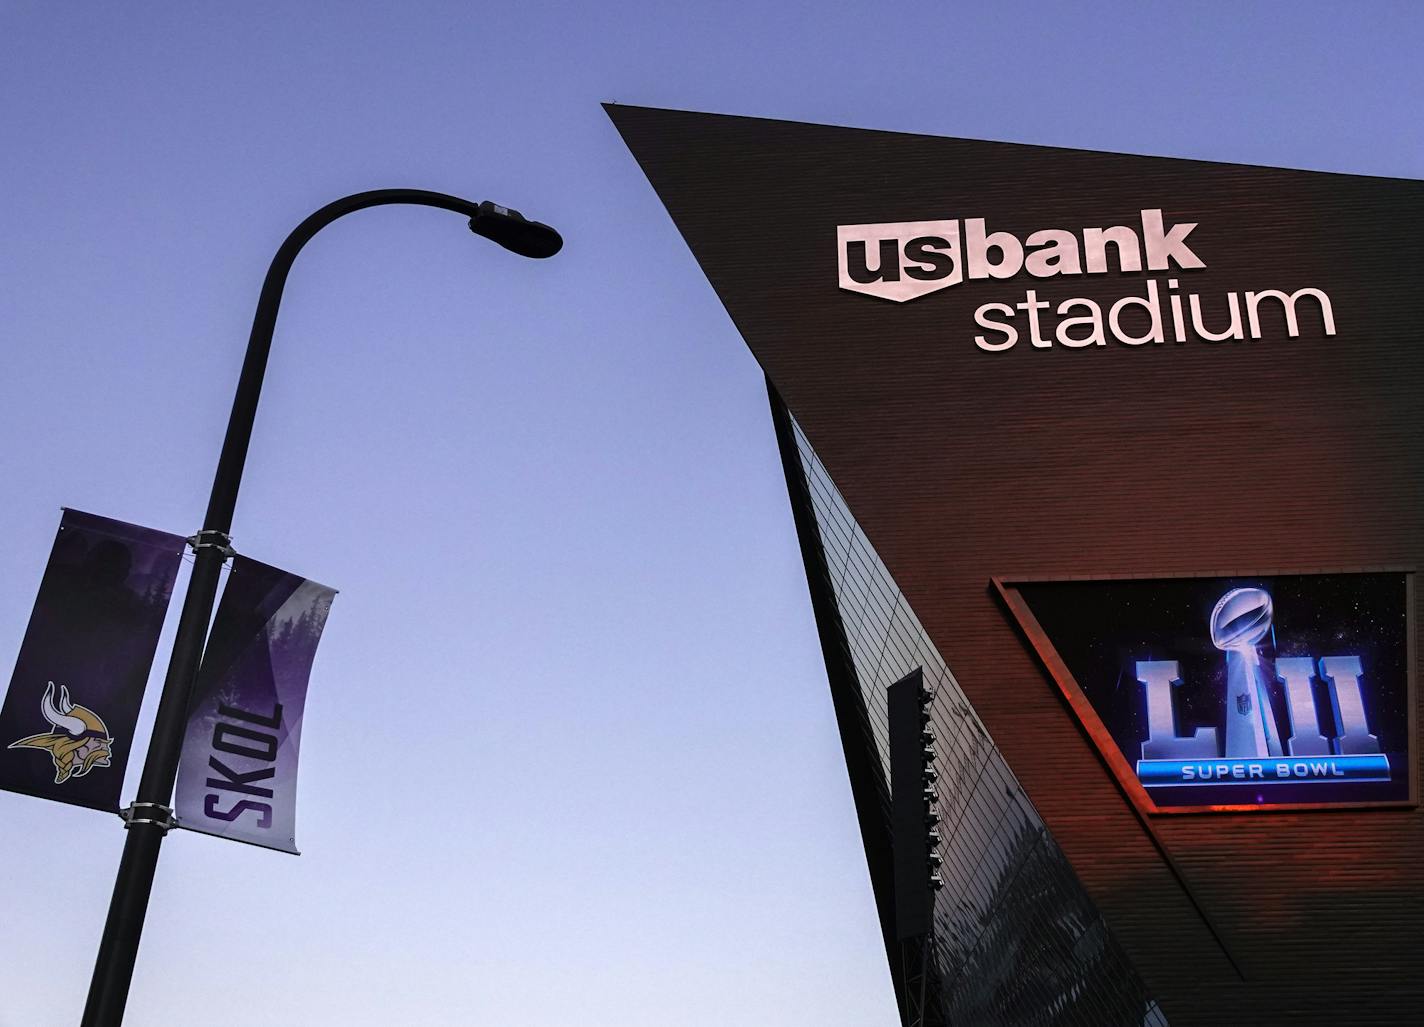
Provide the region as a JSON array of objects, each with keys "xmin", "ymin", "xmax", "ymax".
[{"xmin": 1, "ymin": 2, "xmax": 1421, "ymax": 1025}]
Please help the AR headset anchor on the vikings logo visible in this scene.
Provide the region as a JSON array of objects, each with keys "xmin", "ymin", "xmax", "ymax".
[{"xmin": 7, "ymin": 681, "xmax": 114, "ymax": 784}]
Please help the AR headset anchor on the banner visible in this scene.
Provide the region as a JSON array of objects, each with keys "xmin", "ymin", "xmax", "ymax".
[
  {"xmin": 174, "ymin": 556, "xmax": 334, "ymax": 853},
  {"xmin": 0, "ymin": 509, "xmax": 185, "ymax": 812}
]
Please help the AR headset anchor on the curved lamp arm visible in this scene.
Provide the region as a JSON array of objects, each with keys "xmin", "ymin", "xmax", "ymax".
[{"xmin": 203, "ymin": 189, "xmax": 561, "ymax": 532}]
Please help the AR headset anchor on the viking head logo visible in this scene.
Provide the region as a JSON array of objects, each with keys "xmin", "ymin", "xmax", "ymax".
[{"xmin": 8, "ymin": 681, "xmax": 113, "ymax": 784}]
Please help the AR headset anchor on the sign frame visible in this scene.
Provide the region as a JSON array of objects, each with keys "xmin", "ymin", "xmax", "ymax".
[{"xmin": 994, "ymin": 568, "xmax": 1419, "ymax": 815}]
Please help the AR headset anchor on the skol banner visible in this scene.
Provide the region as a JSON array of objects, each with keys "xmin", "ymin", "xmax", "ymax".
[
  {"xmin": 0, "ymin": 509, "xmax": 185, "ymax": 812},
  {"xmin": 174, "ymin": 555, "xmax": 334, "ymax": 854}
]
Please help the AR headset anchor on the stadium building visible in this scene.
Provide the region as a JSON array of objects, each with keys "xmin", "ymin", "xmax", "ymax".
[{"xmin": 610, "ymin": 105, "xmax": 1422, "ymax": 1026}]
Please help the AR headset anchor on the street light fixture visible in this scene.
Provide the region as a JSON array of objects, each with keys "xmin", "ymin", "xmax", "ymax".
[
  {"xmin": 80, "ymin": 189, "xmax": 561, "ymax": 1027},
  {"xmin": 469, "ymin": 200, "xmax": 563, "ymax": 258}
]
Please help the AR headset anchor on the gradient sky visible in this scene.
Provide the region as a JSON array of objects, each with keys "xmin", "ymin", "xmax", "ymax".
[{"xmin": 1, "ymin": 3, "xmax": 1421, "ymax": 1025}]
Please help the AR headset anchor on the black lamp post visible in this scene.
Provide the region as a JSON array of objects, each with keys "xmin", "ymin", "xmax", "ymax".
[{"xmin": 80, "ymin": 190, "xmax": 561, "ymax": 1026}]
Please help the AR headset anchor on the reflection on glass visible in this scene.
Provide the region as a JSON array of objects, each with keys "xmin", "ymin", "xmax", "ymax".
[{"xmin": 791, "ymin": 418, "xmax": 1168, "ymax": 1026}]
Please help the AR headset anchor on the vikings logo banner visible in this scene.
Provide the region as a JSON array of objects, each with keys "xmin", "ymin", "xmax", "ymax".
[
  {"xmin": 999, "ymin": 572, "xmax": 1415, "ymax": 813},
  {"xmin": 174, "ymin": 556, "xmax": 334, "ymax": 854},
  {"xmin": 0, "ymin": 509, "xmax": 185, "ymax": 812}
]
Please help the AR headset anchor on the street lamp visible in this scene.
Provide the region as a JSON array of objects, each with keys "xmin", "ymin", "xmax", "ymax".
[{"xmin": 80, "ymin": 190, "xmax": 561, "ymax": 1027}]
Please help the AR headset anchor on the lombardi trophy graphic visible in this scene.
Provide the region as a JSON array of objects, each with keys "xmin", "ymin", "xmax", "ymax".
[{"xmin": 1210, "ymin": 587, "xmax": 1283, "ymax": 758}]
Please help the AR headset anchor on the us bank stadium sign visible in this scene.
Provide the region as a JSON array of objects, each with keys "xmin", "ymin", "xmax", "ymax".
[
  {"xmin": 996, "ymin": 572, "xmax": 1418, "ymax": 814},
  {"xmin": 836, "ymin": 210, "xmax": 1337, "ymax": 352}
]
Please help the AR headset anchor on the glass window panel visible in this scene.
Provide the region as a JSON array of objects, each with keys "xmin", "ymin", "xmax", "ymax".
[{"xmin": 789, "ymin": 417, "xmax": 1167, "ymax": 1025}]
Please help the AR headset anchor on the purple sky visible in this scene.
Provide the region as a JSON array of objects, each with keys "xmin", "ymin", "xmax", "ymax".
[{"xmin": 2, "ymin": 3, "xmax": 1421, "ymax": 1024}]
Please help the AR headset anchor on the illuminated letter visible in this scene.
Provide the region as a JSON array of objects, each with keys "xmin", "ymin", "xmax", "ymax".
[
  {"xmin": 1318, "ymin": 656, "xmax": 1380, "ymax": 755},
  {"xmin": 1138, "ymin": 660, "xmax": 1218, "ymax": 760},
  {"xmin": 1275, "ymin": 657, "xmax": 1330, "ymax": 757},
  {"xmin": 1055, "ymin": 298, "xmax": 1105, "ymax": 348},
  {"xmin": 1245, "ymin": 288, "xmax": 1336, "ymax": 338},
  {"xmin": 1083, "ymin": 226, "xmax": 1143, "ymax": 274},
  {"xmin": 1109, "ymin": 280, "xmax": 1164, "ymax": 345},
  {"xmin": 965, "ymin": 219, "xmax": 1024, "ymax": 280},
  {"xmin": 903, "ymin": 237, "xmax": 956, "ymax": 281},
  {"xmin": 1024, "ymin": 229, "xmax": 1082, "ymax": 278},
  {"xmin": 1141, "ymin": 209, "xmax": 1204, "ymax": 271},
  {"xmin": 1015, "ymin": 289, "xmax": 1051, "ymax": 347},
  {"xmin": 845, "ymin": 239, "xmax": 900, "ymax": 283},
  {"xmin": 1188, "ymin": 292, "xmax": 1243, "ymax": 342},
  {"xmin": 973, "ymin": 303, "xmax": 1019, "ymax": 352}
]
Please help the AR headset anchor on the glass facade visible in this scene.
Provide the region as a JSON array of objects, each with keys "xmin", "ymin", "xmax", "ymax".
[{"xmin": 786, "ymin": 413, "xmax": 1169, "ymax": 1027}]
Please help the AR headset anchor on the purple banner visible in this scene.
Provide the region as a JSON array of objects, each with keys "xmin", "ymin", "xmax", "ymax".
[
  {"xmin": 0, "ymin": 509, "xmax": 185, "ymax": 812},
  {"xmin": 174, "ymin": 555, "xmax": 334, "ymax": 853}
]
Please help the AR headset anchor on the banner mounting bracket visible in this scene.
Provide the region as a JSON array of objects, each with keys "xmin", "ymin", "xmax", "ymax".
[
  {"xmin": 119, "ymin": 802, "xmax": 178, "ymax": 834},
  {"xmin": 186, "ymin": 530, "xmax": 235, "ymax": 560}
]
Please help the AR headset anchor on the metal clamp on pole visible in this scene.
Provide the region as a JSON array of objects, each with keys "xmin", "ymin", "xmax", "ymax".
[
  {"xmin": 186, "ymin": 529, "xmax": 235, "ymax": 559},
  {"xmin": 119, "ymin": 802, "xmax": 178, "ymax": 834}
]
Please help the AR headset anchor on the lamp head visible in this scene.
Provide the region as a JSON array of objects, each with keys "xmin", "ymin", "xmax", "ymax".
[{"xmin": 468, "ymin": 201, "xmax": 562, "ymax": 258}]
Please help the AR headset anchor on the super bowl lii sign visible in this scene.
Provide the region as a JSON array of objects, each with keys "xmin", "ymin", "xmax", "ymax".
[
  {"xmin": 1134, "ymin": 587, "xmax": 1388, "ymax": 789},
  {"xmin": 1001, "ymin": 571, "xmax": 1413, "ymax": 813}
]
